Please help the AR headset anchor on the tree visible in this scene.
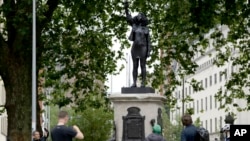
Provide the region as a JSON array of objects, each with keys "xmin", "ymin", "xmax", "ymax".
[
  {"xmin": 131, "ymin": 0, "xmax": 250, "ymax": 112},
  {"xmin": 69, "ymin": 107, "xmax": 113, "ymax": 141},
  {"xmin": 162, "ymin": 111, "xmax": 182, "ymax": 141},
  {"xmin": 0, "ymin": 0, "xmax": 126, "ymax": 139}
]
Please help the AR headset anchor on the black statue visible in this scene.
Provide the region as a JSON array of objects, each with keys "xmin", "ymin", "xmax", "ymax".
[{"xmin": 124, "ymin": 1, "xmax": 151, "ymax": 87}]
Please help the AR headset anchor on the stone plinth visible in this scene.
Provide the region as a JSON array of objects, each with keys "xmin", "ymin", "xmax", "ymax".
[
  {"xmin": 121, "ymin": 87, "xmax": 155, "ymax": 94},
  {"xmin": 109, "ymin": 93, "xmax": 166, "ymax": 141}
]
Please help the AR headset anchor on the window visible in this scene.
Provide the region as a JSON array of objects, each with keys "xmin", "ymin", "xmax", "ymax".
[
  {"xmin": 231, "ymin": 65, "xmax": 234, "ymax": 74},
  {"xmin": 210, "ymin": 75, "xmax": 212, "ymax": 86},
  {"xmin": 189, "ymin": 86, "xmax": 191, "ymax": 95},
  {"xmin": 214, "ymin": 73, "xmax": 217, "ymax": 84},
  {"xmin": 210, "ymin": 119, "xmax": 213, "ymax": 133},
  {"xmin": 201, "ymin": 80, "xmax": 203, "ymax": 88},
  {"xmin": 220, "ymin": 116, "xmax": 223, "ymax": 130},
  {"xmin": 219, "ymin": 71, "xmax": 222, "ymax": 82},
  {"xmin": 215, "ymin": 118, "xmax": 217, "ymax": 132},
  {"xmin": 185, "ymin": 87, "xmax": 187, "ymax": 97},
  {"xmin": 205, "ymin": 97, "xmax": 208, "ymax": 111},
  {"xmin": 197, "ymin": 100, "xmax": 199, "ymax": 113},
  {"xmin": 210, "ymin": 95, "xmax": 212, "ymax": 110},
  {"xmin": 205, "ymin": 120, "xmax": 208, "ymax": 129},
  {"xmin": 193, "ymin": 101, "xmax": 195, "ymax": 114},
  {"xmin": 201, "ymin": 99, "xmax": 203, "ymax": 111},
  {"xmin": 215, "ymin": 97, "xmax": 217, "ymax": 108},
  {"xmin": 225, "ymin": 69, "xmax": 228, "ymax": 79},
  {"xmin": 205, "ymin": 78, "xmax": 208, "ymax": 88}
]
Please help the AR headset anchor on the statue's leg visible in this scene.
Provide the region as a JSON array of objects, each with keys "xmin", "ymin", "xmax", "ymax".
[
  {"xmin": 131, "ymin": 57, "xmax": 139, "ymax": 87},
  {"xmin": 140, "ymin": 57, "xmax": 146, "ymax": 87}
]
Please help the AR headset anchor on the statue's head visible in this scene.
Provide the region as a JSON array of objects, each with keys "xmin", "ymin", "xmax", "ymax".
[{"xmin": 134, "ymin": 12, "xmax": 148, "ymax": 26}]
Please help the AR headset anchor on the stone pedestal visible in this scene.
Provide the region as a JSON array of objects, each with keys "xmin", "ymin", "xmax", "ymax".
[{"xmin": 109, "ymin": 93, "xmax": 166, "ymax": 141}]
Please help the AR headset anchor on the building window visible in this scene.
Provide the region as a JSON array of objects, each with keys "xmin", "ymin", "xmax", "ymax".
[
  {"xmin": 205, "ymin": 78, "xmax": 208, "ymax": 88},
  {"xmin": 219, "ymin": 71, "xmax": 222, "ymax": 82},
  {"xmin": 201, "ymin": 99, "xmax": 203, "ymax": 111},
  {"xmin": 210, "ymin": 95, "xmax": 212, "ymax": 110},
  {"xmin": 201, "ymin": 80, "xmax": 203, "ymax": 88},
  {"xmin": 215, "ymin": 96, "xmax": 217, "ymax": 109},
  {"xmin": 193, "ymin": 101, "xmax": 195, "ymax": 114},
  {"xmin": 215, "ymin": 118, "xmax": 217, "ymax": 132},
  {"xmin": 205, "ymin": 97, "xmax": 208, "ymax": 111},
  {"xmin": 225, "ymin": 69, "xmax": 227, "ymax": 80},
  {"xmin": 214, "ymin": 73, "xmax": 217, "ymax": 84},
  {"xmin": 210, "ymin": 119, "xmax": 213, "ymax": 133},
  {"xmin": 197, "ymin": 100, "xmax": 199, "ymax": 113},
  {"xmin": 205, "ymin": 120, "xmax": 208, "ymax": 129},
  {"xmin": 231, "ymin": 65, "xmax": 234, "ymax": 74},
  {"xmin": 189, "ymin": 86, "xmax": 191, "ymax": 95},
  {"xmin": 210, "ymin": 75, "xmax": 212, "ymax": 86},
  {"xmin": 220, "ymin": 116, "xmax": 223, "ymax": 130},
  {"xmin": 185, "ymin": 87, "xmax": 187, "ymax": 97}
]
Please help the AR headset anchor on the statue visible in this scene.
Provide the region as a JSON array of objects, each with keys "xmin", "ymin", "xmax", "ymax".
[{"xmin": 124, "ymin": 1, "xmax": 151, "ymax": 87}]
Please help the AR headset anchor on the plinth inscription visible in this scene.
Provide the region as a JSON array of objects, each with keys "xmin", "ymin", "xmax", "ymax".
[{"xmin": 122, "ymin": 107, "xmax": 145, "ymax": 141}]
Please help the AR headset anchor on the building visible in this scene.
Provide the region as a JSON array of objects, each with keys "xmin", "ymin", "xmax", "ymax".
[
  {"xmin": 170, "ymin": 26, "xmax": 250, "ymax": 140},
  {"xmin": 0, "ymin": 77, "xmax": 7, "ymax": 140}
]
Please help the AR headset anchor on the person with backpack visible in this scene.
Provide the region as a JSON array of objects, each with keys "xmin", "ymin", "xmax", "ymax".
[
  {"xmin": 181, "ymin": 114, "xmax": 200, "ymax": 141},
  {"xmin": 222, "ymin": 124, "xmax": 230, "ymax": 141}
]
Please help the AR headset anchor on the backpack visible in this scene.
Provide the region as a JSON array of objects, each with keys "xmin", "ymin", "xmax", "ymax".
[{"xmin": 196, "ymin": 127, "xmax": 210, "ymax": 141}]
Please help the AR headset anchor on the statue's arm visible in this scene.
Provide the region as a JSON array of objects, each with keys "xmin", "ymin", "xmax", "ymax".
[{"xmin": 124, "ymin": 1, "xmax": 133, "ymax": 25}]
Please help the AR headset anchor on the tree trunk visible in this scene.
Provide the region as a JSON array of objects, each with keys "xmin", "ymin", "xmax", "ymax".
[{"xmin": 2, "ymin": 52, "xmax": 41, "ymax": 141}]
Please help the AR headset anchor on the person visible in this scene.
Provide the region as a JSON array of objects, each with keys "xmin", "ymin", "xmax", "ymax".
[
  {"xmin": 181, "ymin": 114, "xmax": 199, "ymax": 141},
  {"xmin": 51, "ymin": 111, "xmax": 84, "ymax": 141},
  {"xmin": 32, "ymin": 128, "xmax": 49, "ymax": 141},
  {"xmin": 145, "ymin": 124, "xmax": 166, "ymax": 141},
  {"xmin": 222, "ymin": 124, "xmax": 230, "ymax": 141},
  {"xmin": 124, "ymin": 1, "xmax": 151, "ymax": 87}
]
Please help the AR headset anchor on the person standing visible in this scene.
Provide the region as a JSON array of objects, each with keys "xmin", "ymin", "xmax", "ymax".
[
  {"xmin": 222, "ymin": 124, "xmax": 230, "ymax": 141},
  {"xmin": 145, "ymin": 124, "xmax": 166, "ymax": 141},
  {"xmin": 181, "ymin": 114, "xmax": 199, "ymax": 141},
  {"xmin": 51, "ymin": 111, "xmax": 84, "ymax": 141},
  {"xmin": 32, "ymin": 128, "xmax": 49, "ymax": 141}
]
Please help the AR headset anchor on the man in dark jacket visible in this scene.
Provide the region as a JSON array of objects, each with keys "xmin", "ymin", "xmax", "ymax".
[
  {"xmin": 181, "ymin": 114, "xmax": 199, "ymax": 141},
  {"xmin": 32, "ymin": 128, "xmax": 49, "ymax": 141},
  {"xmin": 145, "ymin": 124, "xmax": 166, "ymax": 141}
]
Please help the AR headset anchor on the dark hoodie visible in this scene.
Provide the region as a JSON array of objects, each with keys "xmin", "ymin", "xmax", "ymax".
[{"xmin": 145, "ymin": 133, "xmax": 166, "ymax": 141}]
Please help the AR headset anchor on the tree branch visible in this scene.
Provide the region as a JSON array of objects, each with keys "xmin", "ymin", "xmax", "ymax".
[
  {"xmin": 36, "ymin": 0, "xmax": 59, "ymax": 62},
  {"xmin": 3, "ymin": 0, "xmax": 16, "ymax": 44},
  {"xmin": 0, "ymin": 35, "xmax": 9, "ymax": 78},
  {"xmin": 40, "ymin": 0, "xmax": 59, "ymax": 27}
]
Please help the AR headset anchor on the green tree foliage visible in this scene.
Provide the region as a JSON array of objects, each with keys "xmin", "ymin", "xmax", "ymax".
[
  {"xmin": 162, "ymin": 112, "xmax": 182, "ymax": 141},
  {"xmin": 127, "ymin": 0, "xmax": 250, "ymax": 112},
  {"xmin": 69, "ymin": 107, "xmax": 113, "ymax": 141}
]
